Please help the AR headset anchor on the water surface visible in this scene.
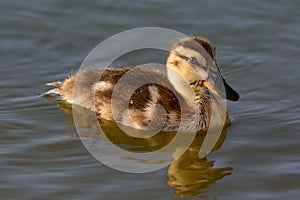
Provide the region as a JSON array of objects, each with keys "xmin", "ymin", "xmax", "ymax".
[{"xmin": 1, "ymin": 0, "xmax": 299, "ymax": 199}]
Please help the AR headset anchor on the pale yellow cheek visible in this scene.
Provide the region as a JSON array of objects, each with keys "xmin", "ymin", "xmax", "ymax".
[
  {"xmin": 174, "ymin": 64, "xmax": 200, "ymax": 82},
  {"xmin": 167, "ymin": 54, "xmax": 202, "ymax": 82}
]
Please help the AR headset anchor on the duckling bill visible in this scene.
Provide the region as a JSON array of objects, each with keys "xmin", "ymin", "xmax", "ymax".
[{"xmin": 44, "ymin": 36, "xmax": 239, "ymax": 132}]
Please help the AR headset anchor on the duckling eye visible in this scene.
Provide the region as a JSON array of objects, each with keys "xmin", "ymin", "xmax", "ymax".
[{"xmin": 189, "ymin": 57, "xmax": 198, "ymax": 65}]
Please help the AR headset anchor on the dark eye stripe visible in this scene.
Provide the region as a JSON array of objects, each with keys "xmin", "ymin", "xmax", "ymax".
[
  {"xmin": 175, "ymin": 51, "xmax": 210, "ymax": 69},
  {"xmin": 175, "ymin": 52, "xmax": 189, "ymax": 61}
]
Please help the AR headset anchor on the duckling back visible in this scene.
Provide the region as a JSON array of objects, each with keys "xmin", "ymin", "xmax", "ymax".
[{"xmin": 45, "ymin": 67, "xmax": 193, "ymax": 131}]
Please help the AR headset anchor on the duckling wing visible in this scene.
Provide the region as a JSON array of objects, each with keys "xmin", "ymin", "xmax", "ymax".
[{"xmin": 92, "ymin": 66, "xmax": 182, "ymax": 130}]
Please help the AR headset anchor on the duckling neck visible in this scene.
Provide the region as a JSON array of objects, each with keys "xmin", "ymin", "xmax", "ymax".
[
  {"xmin": 167, "ymin": 68, "xmax": 211, "ymax": 129},
  {"xmin": 167, "ymin": 68, "xmax": 198, "ymax": 107}
]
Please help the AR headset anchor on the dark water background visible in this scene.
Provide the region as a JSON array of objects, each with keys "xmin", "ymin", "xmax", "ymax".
[{"xmin": 1, "ymin": 0, "xmax": 299, "ymax": 199}]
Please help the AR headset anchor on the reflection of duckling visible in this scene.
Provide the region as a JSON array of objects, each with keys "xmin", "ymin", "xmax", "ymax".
[
  {"xmin": 168, "ymin": 129, "xmax": 232, "ymax": 198},
  {"xmin": 45, "ymin": 36, "xmax": 239, "ymax": 131},
  {"xmin": 49, "ymin": 89, "xmax": 232, "ymax": 198}
]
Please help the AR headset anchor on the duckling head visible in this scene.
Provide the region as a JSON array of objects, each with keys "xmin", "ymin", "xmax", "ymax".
[{"xmin": 166, "ymin": 36, "xmax": 239, "ymax": 102}]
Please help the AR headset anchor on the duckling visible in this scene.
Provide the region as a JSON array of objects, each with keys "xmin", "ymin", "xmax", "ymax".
[{"xmin": 44, "ymin": 36, "xmax": 239, "ymax": 132}]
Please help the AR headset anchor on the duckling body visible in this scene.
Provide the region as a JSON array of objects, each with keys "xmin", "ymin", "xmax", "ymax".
[{"xmin": 45, "ymin": 36, "xmax": 239, "ymax": 132}]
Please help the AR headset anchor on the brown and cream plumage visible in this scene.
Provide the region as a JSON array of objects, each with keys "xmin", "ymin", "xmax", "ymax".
[{"xmin": 44, "ymin": 36, "xmax": 239, "ymax": 132}]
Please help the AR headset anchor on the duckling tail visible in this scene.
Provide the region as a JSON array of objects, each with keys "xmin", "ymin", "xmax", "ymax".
[
  {"xmin": 43, "ymin": 81, "xmax": 63, "ymax": 96},
  {"xmin": 43, "ymin": 76, "xmax": 75, "ymax": 104}
]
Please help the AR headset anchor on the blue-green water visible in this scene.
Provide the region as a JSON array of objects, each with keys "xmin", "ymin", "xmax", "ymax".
[{"xmin": 1, "ymin": 0, "xmax": 299, "ymax": 199}]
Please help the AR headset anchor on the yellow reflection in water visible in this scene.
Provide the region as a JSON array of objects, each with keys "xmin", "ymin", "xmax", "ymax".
[{"xmin": 167, "ymin": 129, "xmax": 232, "ymax": 198}]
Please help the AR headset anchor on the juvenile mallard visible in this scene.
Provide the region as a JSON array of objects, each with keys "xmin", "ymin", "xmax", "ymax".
[{"xmin": 45, "ymin": 36, "xmax": 239, "ymax": 132}]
